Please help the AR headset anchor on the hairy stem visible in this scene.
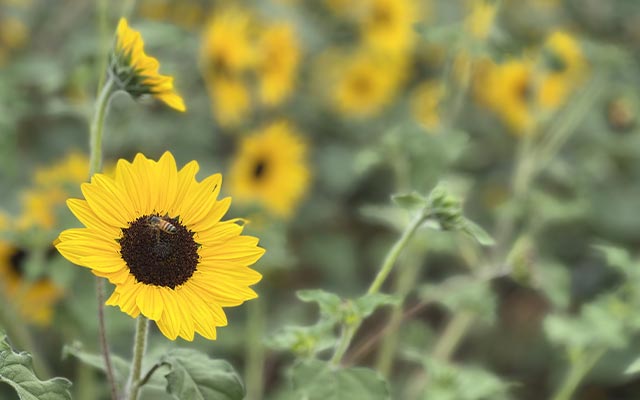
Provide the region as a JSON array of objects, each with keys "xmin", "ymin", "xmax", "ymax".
[
  {"xmin": 551, "ymin": 348, "xmax": 606, "ymax": 400},
  {"xmin": 126, "ymin": 316, "xmax": 149, "ymax": 400}
]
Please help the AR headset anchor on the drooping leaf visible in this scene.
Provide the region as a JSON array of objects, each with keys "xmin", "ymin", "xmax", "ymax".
[
  {"xmin": 297, "ymin": 289, "xmax": 343, "ymax": 319},
  {"xmin": 290, "ymin": 359, "xmax": 390, "ymax": 400},
  {"xmin": 391, "ymin": 192, "xmax": 428, "ymax": 211},
  {"xmin": 354, "ymin": 293, "xmax": 400, "ymax": 319},
  {"xmin": 161, "ymin": 348, "xmax": 244, "ymax": 400},
  {"xmin": 461, "ymin": 218, "xmax": 495, "ymax": 246},
  {"xmin": 62, "ymin": 342, "xmax": 130, "ymax": 387},
  {"xmin": 625, "ymin": 356, "xmax": 640, "ymax": 375},
  {"xmin": 266, "ymin": 323, "xmax": 336, "ymax": 358},
  {"xmin": 0, "ymin": 332, "xmax": 72, "ymax": 400}
]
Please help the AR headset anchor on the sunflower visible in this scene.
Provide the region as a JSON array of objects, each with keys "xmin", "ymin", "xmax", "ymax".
[
  {"xmin": 330, "ymin": 50, "xmax": 405, "ymax": 117},
  {"xmin": 538, "ymin": 30, "xmax": 586, "ymax": 109},
  {"xmin": 410, "ymin": 80, "xmax": 446, "ymax": 132},
  {"xmin": 465, "ymin": 0, "xmax": 497, "ymax": 40},
  {"xmin": 55, "ymin": 152, "xmax": 264, "ymax": 341},
  {"xmin": 206, "ymin": 77, "xmax": 251, "ymax": 128},
  {"xmin": 359, "ymin": 0, "xmax": 420, "ymax": 54},
  {"xmin": 110, "ymin": 18, "xmax": 186, "ymax": 112},
  {"xmin": 256, "ymin": 22, "xmax": 300, "ymax": 107},
  {"xmin": 229, "ymin": 121, "xmax": 310, "ymax": 218},
  {"xmin": 0, "ymin": 230, "xmax": 63, "ymax": 326},
  {"xmin": 0, "ymin": 14, "xmax": 28, "ymax": 66}
]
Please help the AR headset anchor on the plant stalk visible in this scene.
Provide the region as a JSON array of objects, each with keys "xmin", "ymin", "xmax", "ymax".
[
  {"xmin": 551, "ymin": 348, "xmax": 606, "ymax": 400},
  {"xmin": 126, "ymin": 316, "xmax": 149, "ymax": 400},
  {"xmin": 245, "ymin": 299, "xmax": 266, "ymax": 400}
]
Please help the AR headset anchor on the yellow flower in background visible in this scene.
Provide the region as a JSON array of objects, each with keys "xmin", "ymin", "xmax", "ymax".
[
  {"xmin": 257, "ymin": 23, "xmax": 301, "ymax": 107},
  {"xmin": 200, "ymin": 8, "xmax": 255, "ymax": 78},
  {"xmin": 33, "ymin": 151, "xmax": 89, "ymax": 189},
  {"xmin": 111, "ymin": 18, "xmax": 186, "ymax": 112},
  {"xmin": 0, "ymin": 232, "xmax": 63, "ymax": 327},
  {"xmin": 538, "ymin": 31, "xmax": 586, "ymax": 109},
  {"xmin": 0, "ymin": 15, "xmax": 29, "ymax": 66},
  {"xmin": 229, "ymin": 121, "xmax": 310, "ymax": 218},
  {"xmin": 465, "ymin": 0, "xmax": 497, "ymax": 39},
  {"xmin": 55, "ymin": 152, "xmax": 264, "ymax": 341},
  {"xmin": 331, "ymin": 50, "xmax": 404, "ymax": 117},
  {"xmin": 138, "ymin": 0, "xmax": 206, "ymax": 29},
  {"xmin": 411, "ymin": 80, "xmax": 446, "ymax": 132},
  {"xmin": 207, "ymin": 77, "xmax": 251, "ymax": 128},
  {"xmin": 477, "ymin": 58, "xmax": 536, "ymax": 135},
  {"xmin": 360, "ymin": 0, "xmax": 420, "ymax": 54}
]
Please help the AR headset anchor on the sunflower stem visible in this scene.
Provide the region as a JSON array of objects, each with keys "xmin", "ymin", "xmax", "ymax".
[
  {"xmin": 330, "ymin": 212, "xmax": 426, "ymax": 367},
  {"xmin": 89, "ymin": 76, "xmax": 115, "ymax": 176},
  {"xmin": 245, "ymin": 299, "xmax": 266, "ymax": 400},
  {"xmin": 96, "ymin": 278, "xmax": 119, "ymax": 400},
  {"xmin": 126, "ymin": 316, "xmax": 149, "ymax": 400}
]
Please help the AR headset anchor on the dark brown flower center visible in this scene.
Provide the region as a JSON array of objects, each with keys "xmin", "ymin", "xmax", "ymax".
[
  {"xmin": 253, "ymin": 159, "xmax": 267, "ymax": 180},
  {"xmin": 8, "ymin": 248, "xmax": 27, "ymax": 276},
  {"xmin": 119, "ymin": 214, "xmax": 199, "ymax": 289}
]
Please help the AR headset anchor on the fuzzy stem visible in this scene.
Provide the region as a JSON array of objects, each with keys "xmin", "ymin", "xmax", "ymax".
[
  {"xmin": 330, "ymin": 213, "xmax": 426, "ymax": 367},
  {"xmin": 126, "ymin": 316, "xmax": 149, "ymax": 400},
  {"xmin": 89, "ymin": 76, "xmax": 115, "ymax": 176},
  {"xmin": 96, "ymin": 278, "xmax": 118, "ymax": 400},
  {"xmin": 431, "ymin": 311, "xmax": 475, "ymax": 361},
  {"xmin": 245, "ymin": 299, "xmax": 266, "ymax": 400},
  {"xmin": 551, "ymin": 348, "xmax": 606, "ymax": 400}
]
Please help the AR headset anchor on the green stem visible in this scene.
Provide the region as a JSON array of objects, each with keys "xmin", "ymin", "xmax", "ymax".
[
  {"xmin": 89, "ymin": 76, "xmax": 115, "ymax": 176},
  {"xmin": 96, "ymin": 278, "xmax": 118, "ymax": 400},
  {"xmin": 126, "ymin": 316, "xmax": 149, "ymax": 400},
  {"xmin": 431, "ymin": 311, "xmax": 475, "ymax": 361},
  {"xmin": 551, "ymin": 348, "xmax": 606, "ymax": 400},
  {"xmin": 245, "ymin": 299, "xmax": 266, "ymax": 400},
  {"xmin": 330, "ymin": 213, "xmax": 426, "ymax": 367},
  {"xmin": 375, "ymin": 256, "xmax": 422, "ymax": 376}
]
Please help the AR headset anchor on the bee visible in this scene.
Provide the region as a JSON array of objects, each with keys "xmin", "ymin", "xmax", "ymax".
[{"xmin": 147, "ymin": 215, "xmax": 177, "ymax": 237}]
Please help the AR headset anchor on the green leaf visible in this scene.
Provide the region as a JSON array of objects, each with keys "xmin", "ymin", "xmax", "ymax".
[
  {"xmin": 266, "ymin": 323, "xmax": 336, "ymax": 357},
  {"xmin": 391, "ymin": 192, "xmax": 427, "ymax": 211},
  {"xmin": 0, "ymin": 332, "xmax": 72, "ymax": 400},
  {"xmin": 625, "ymin": 357, "xmax": 640, "ymax": 375},
  {"xmin": 62, "ymin": 342, "xmax": 130, "ymax": 387},
  {"xmin": 354, "ymin": 293, "xmax": 400, "ymax": 319},
  {"xmin": 420, "ymin": 278, "xmax": 496, "ymax": 323},
  {"xmin": 297, "ymin": 290, "xmax": 343, "ymax": 318},
  {"xmin": 161, "ymin": 348, "xmax": 244, "ymax": 400},
  {"xmin": 290, "ymin": 359, "xmax": 390, "ymax": 400},
  {"xmin": 461, "ymin": 219, "xmax": 495, "ymax": 246}
]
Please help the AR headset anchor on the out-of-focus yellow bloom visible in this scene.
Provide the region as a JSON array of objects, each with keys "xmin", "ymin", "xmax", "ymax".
[
  {"xmin": 229, "ymin": 121, "xmax": 310, "ymax": 218},
  {"xmin": 477, "ymin": 58, "xmax": 536, "ymax": 135},
  {"xmin": 200, "ymin": 8, "xmax": 255, "ymax": 77},
  {"xmin": 465, "ymin": 0, "xmax": 497, "ymax": 39},
  {"xmin": 0, "ymin": 15, "xmax": 29, "ymax": 66},
  {"xmin": 111, "ymin": 18, "xmax": 186, "ymax": 112},
  {"xmin": 360, "ymin": 0, "xmax": 421, "ymax": 54},
  {"xmin": 411, "ymin": 81, "xmax": 446, "ymax": 132},
  {"xmin": 330, "ymin": 50, "xmax": 405, "ymax": 117},
  {"xmin": 138, "ymin": 0, "xmax": 206, "ymax": 29},
  {"xmin": 257, "ymin": 23, "xmax": 301, "ymax": 107},
  {"xmin": 33, "ymin": 151, "xmax": 89, "ymax": 189},
  {"xmin": 207, "ymin": 77, "xmax": 251, "ymax": 128},
  {"xmin": 538, "ymin": 31, "xmax": 586, "ymax": 109}
]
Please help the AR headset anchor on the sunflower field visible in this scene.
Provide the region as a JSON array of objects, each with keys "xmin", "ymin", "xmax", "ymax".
[{"xmin": 3, "ymin": 0, "xmax": 640, "ymax": 399}]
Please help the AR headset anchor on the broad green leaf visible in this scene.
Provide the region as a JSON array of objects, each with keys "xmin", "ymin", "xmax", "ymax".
[
  {"xmin": 625, "ymin": 357, "xmax": 640, "ymax": 375},
  {"xmin": 297, "ymin": 290, "xmax": 342, "ymax": 318},
  {"xmin": 595, "ymin": 245, "xmax": 637, "ymax": 277},
  {"xmin": 161, "ymin": 348, "xmax": 244, "ymax": 400},
  {"xmin": 266, "ymin": 323, "xmax": 336, "ymax": 358},
  {"xmin": 290, "ymin": 359, "xmax": 390, "ymax": 400},
  {"xmin": 354, "ymin": 293, "xmax": 400, "ymax": 319},
  {"xmin": 461, "ymin": 219, "xmax": 495, "ymax": 246},
  {"xmin": 62, "ymin": 342, "xmax": 130, "ymax": 387},
  {"xmin": 0, "ymin": 332, "xmax": 72, "ymax": 400},
  {"xmin": 391, "ymin": 192, "xmax": 428, "ymax": 211}
]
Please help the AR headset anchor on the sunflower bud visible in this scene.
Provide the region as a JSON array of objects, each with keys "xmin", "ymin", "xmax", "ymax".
[{"xmin": 428, "ymin": 185, "xmax": 464, "ymax": 231}]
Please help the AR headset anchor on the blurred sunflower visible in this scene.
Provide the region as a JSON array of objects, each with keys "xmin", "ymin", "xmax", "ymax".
[
  {"xmin": 476, "ymin": 58, "xmax": 536, "ymax": 135},
  {"xmin": 330, "ymin": 50, "xmax": 404, "ymax": 117},
  {"xmin": 229, "ymin": 121, "xmax": 310, "ymax": 218},
  {"xmin": 0, "ymin": 220, "xmax": 63, "ymax": 326},
  {"xmin": 256, "ymin": 22, "xmax": 300, "ymax": 107},
  {"xmin": 465, "ymin": 0, "xmax": 497, "ymax": 40},
  {"xmin": 55, "ymin": 152, "xmax": 264, "ymax": 341},
  {"xmin": 538, "ymin": 30, "xmax": 586, "ymax": 109},
  {"xmin": 411, "ymin": 80, "xmax": 446, "ymax": 132},
  {"xmin": 360, "ymin": 0, "xmax": 420, "ymax": 54},
  {"xmin": 110, "ymin": 18, "xmax": 186, "ymax": 112},
  {"xmin": 138, "ymin": 0, "xmax": 206, "ymax": 29},
  {"xmin": 200, "ymin": 8, "xmax": 255, "ymax": 127}
]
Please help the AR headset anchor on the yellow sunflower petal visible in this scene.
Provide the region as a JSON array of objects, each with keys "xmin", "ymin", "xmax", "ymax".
[{"xmin": 136, "ymin": 285, "xmax": 164, "ymax": 321}]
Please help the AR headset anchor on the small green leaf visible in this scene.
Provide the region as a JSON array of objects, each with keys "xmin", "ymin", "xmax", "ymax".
[
  {"xmin": 461, "ymin": 219, "xmax": 495, "ymax": 246},
  {"xmin": 354, "ymin": 293, "xmax": 400, "ymax": 319},
  {"xmin": 290, "ymin": 359, "xmax": 390, "ymax": 400},
  {"xmin": 391, "ymin": 192, "xmax": 427, "ymax": 211},
  {"xmin": 297, "ymin": 290, "xmax": 343, "ymax": 318},
  {"xmin": 62, "ymin": 342, "xmax": 130, "ymax": 387},
  {"xmin": 0, "ymin": 332, "xmax": 72, "ymax": 400},
  {"xmin": 266, "ymin": 323, "xmax": 336, "ymax": 358},
  {"xmin": 161, "ymin": 348, "xmax": 244, "ymax": 400},
  {"xmin": 626, "ymin": 357, "xmax": 640, "ymax": 375}
]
